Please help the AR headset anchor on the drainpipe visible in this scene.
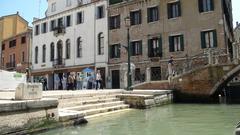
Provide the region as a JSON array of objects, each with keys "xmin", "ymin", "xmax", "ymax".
[{"xmin": 94, "ymin": 3, "xmax": 97, "ymax": 71}]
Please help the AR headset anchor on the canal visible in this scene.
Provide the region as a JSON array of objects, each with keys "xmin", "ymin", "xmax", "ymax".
[{"xmin": 40, "ymin": 104, "xmax": 240, "ymax": 135}]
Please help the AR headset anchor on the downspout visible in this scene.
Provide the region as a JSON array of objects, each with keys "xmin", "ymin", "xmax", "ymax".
[{"xmin": 94, "ymin": 3, "xmax": 97, "ymax": 71}]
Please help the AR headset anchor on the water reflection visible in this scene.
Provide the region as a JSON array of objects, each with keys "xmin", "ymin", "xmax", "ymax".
[{"xmin": 40, "ymin": 104, "xmax": 240, "ymax": 135}]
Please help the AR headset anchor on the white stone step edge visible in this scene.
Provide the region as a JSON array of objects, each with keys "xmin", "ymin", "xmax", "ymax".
[
  {"xmin": 58, "ymin": 95, "xmax": 117, "ymax": 103},
  {"xmin": 62, "ymin": 101, "xmax": 125, "ymax": 111},
  {"xmin": 59, "ymin": 104, "xmax": 129, "ymax": 122},
  {"xmin": 58, "ymin": 98, "xmax": 120, "ymax": 108},
  {"xmin": 85, "ymin": 108, "xmax": 133, "ymax": 120}
]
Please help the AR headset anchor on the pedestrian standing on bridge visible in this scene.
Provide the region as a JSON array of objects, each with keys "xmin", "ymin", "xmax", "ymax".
[{"xmin": 168, "ymin": 56, "xmax": 174, "ymax": 81}]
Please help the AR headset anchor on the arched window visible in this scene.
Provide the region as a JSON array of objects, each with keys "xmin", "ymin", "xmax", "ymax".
[
  {"xmin": 77, "ymin": 37, "xmax": 82, "ymax": 58},
  {"xmin": 42, "ymin": 45, "xmax": 46, "ymax": 63},
  {"xmin": 35, "ymin": 46, "xmax": 38, "ymax": 64},
  {"xmin": 66, "ymin": 39, "xmax": 71, "ymax": 59},
  {"xmin": 98, "ymin": 32, "xmax": 104, "ymax": 55},
  {"xmin": 50, "ymin": 42, "xmax": 55, "ymax": 61}
]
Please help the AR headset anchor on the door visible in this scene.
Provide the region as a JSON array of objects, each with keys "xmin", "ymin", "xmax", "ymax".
[{"xmin": 112, "ymin": 70, "xmax": 120, "ymax": 89}]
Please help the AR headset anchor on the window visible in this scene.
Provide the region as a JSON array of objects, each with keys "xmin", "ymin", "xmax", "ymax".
[
  {"xmin": 50, "ymin": 43, "xmax": 54, "ymax": 61},
  {"xmin": 66, "ymin": 39, "xmax": 71, "ymax": 59},
  {"xmin": 168, "ymin": 1, "xmax": 181, "ymax": 19},
  {"xmin": 199, "ymin": 0, "xmax": 214, "ymax": 13},
  {"xmin": 58, "ymin": 18, "xmax": 64, "ymax": 27},
  {"xmin": 42, "ymin": 45, "xmax": 46, "ymax": 63},
  {"xmin": 9, "ymin": 39, "xmax": 16, "ymax": 48},
  {"xmin": 169, "ymin": 35, "xmax": 184, "ymax": 52},
  {"xmin": 109, "ymin": 15, "xmax": 120, "ymax": 30},
  {"xmin": 98, "ymin": 33, "xmax": 104, "ymax": 55},
  {"xmin": 50, "ymin": 20, "xmax": 56, "ymax": 31},
  {"xmin": 148, "ymin": 37, "xmax": 162, "ymax": 57},
  {"xmin": 2, "ymin": 44, "xmax": 5, "ymax": 51},
  {"xmin": 130, "ymin": 40, "xmax": 142, "ymax": 56},
  {"xmin": 35, "ymin": 47, "xmax": 38, "ymax": 64},
  {"xmin": 96, "ymin": 6, "xmax": 105, "ymax": 19},
  {"xmin": 130, "ymin": 10, "xmax": 141, "ymax": 25},
  {"xmin": 109, "ymin": 44, "xmax": 120, "ymax": 58},
  {"xmin": 151, "ymin": 67, "xmax": 161, "ymax": 81},
  {"xmin": 77, "ymin": 37, "xmax": 82, "ymax": 58},
  {"xmin": 201, "ymin": 30, "xmax": 217, "ymax": 48},
  {"xmin": 41, "ymin": 22, "xmax": 47, "ymax": 33},
  {"xmin": 135, "ymin": 68, "xmax": 141, "ymax": 81},
  {"xmin": 10, "ymin": 54, "xmax": 16, "ymax": 65},
  {"xmin": 66, "ymin": 15, "xmax": 72, "ymax": 27},
  {"xmin": 147, "ymin": 6, "xmax": 159, "ymax": 22},
  {"xmin": 21, "ymin": 36, "xmax": 26, "ymax": 44},
  {"xmin": 35, "ymin": 25, "xmax": 40, "ymax": 35},
  {"xmin": 66, "ymin": 0, "xmax": 71, "ymax": 7},
  {"xmin": 77, "ymin": 12, "xmax": 84, "ymax": 24},
  {"xmin": 51, "ymin": 2, "xmax": 56, "ymax": 12},
  {"xmin": 22, "ymin": 51, "xmax": 25, "ymax": 62}
]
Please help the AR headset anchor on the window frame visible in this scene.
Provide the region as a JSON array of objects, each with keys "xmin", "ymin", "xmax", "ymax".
[
  {"xmin": 147, "ymin": 6, "xmax": 159, "ymax": 23},
  {"xmin": 130, "ymin": 10, "xmax": 142, "ymax": 26},
  {"xmin": 109, "ymin": 15, "xmax": 120, "ymax": 30}
]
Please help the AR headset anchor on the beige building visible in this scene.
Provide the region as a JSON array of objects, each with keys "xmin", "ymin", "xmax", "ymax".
[
  {"xmin": 108, "ymin": 0, "xmax": 233, "ymax": 89},
  {"xmin": 0, "ymin": 12, "xmax": 29, "ymax": 69}
]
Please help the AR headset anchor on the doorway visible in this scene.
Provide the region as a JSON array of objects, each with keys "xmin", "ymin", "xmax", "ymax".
[{"xmin": 111, "ymin": 70, "xmax": 120, "ymax": 89}]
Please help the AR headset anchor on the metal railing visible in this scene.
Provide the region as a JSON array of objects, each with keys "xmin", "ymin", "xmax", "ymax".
[{"xmin": 52, "ymin": 58, "xmax": 65, "ymax": 68}]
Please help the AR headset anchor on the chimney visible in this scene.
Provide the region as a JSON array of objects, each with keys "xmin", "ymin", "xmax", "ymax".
[
  {"xmin": 16, "ymin": 11, "xmax": 19, "ymax": 15},
  {"xmin": 237, "ymin": 21, "xmax": 239, "ymax": 26}
]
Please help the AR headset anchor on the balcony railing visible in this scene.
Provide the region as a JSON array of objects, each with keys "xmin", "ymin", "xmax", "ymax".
[
  {"xmin": 53, "ymin": 25, "xmax": 65, "ymax": 36},
  {"xmin": 52, "ymin": 58, "xmax": 65, "ymax": 68},
  {"xmin": 6, "ymin": 62, "xmax": 16, "ymax": 69}
]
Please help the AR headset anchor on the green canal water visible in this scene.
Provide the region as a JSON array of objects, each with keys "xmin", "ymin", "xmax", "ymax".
[{"xmin": 40, "ymin": 104, "xmax": 240, "ymax": 135}]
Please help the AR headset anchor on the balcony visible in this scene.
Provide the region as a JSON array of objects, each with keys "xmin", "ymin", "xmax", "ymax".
[
  {"xmin": 53, "ymin": 25, "xmax": 65, "ymax": 37},
  {"xmin": 52, "ymin": 59, "xmax": 65, "ymax": 68},
  {"xmin": 6, "ymin": 62, "xmax": 16, "ymax": 70}
]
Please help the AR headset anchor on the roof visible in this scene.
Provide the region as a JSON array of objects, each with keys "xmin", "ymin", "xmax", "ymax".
[{"xmin": 0, "ymin": 12, "xmax": 28, "ymax": 24}]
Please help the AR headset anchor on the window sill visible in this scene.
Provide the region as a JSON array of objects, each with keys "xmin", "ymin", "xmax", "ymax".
[
  {"xmin": 148, "ymin": 20, "xmax": 159, "ymax": 24},
  {"xmin": 168, "ymin": 17, "xmax": 181, "ymax": 21},
  {"xmin": 199, "ymin": 11, "xmax": 214, "ymax": 15}
]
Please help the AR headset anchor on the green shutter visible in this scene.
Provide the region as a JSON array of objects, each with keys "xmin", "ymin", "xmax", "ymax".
[
  {"xmin": 213, "ymin": 30, "xmax": 217, "ymax": 47},
  {"xmin": 109, "ymin": 45, "xmax": 112, "ymax": 58},
  {"xmin": 139, "ymin": 10, "xmax": 142, "ymax": 24},
  {"xmin": 147, "ymin": 8, "xmax": 150, "ymax": 22},
  {"xmin": 210, "ymin": 0, "xmax": 214, "ymax": 11},
  {"xmin": 178, "ymin": 1, "xmax": 181, "ymax": 17},
  {"xmin": 117, "ymin": 44, "xmax": 121, "ymax": 58},
  {"xmin": 198, "ymin": 0, "xmax": 203, "ymax": 13},
  {"xmin": 201, "ymin": 32, "xmax": 206, "ymax": 49},
  {"xmin": 169, "ymin": 36, "xmax": 174, "ymax": 52},
  {"xmin": 180, "ymin": 35, "xmax": 184, "ymax": 51},
  {"xmin": 167, "ymin": 3, "xmax": 171, "ymax": 19},
  {"xmin": 139, "ymin": 41, "xmax": 142, "ymax": 55},
  {"xmin": 148, "ymin": 39, "xmax": 152, "ymax": 57},
  {"xmin": 158, "ymin": 36, "xmax": 163, "ymax": 57}
]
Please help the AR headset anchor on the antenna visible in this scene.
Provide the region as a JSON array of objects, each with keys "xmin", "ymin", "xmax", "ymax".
[{"xmin": 38, "ymin": 0, "xmax": 41, "ymax": 18}]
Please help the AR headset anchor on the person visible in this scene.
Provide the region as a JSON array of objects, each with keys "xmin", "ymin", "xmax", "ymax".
[
  {"xmin": 77, "ymin": 72, "xmax": 83, "ymax": 90},
  {"xmin": 67, "ymin": 74, "xmax": 74, "ymax": 90},
  {"xmin": 42, "ymin": 76, "xmax": 48, "ymax": 91},
  {"xmin": 62, "ymin": 75, "xmax": 67, "ymax": 90},
  {"xmin": 168, "ymin": 56, "xmax": 174, "ymax": 81},
  {"xmin": 95, "ymin": 70, "xmax": 101, "ymax": 90}
]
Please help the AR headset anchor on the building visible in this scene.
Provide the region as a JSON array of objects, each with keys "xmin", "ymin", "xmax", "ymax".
[
  {"xmin": 234, "ymin": 22, "xmax": 240, "ymax": 43},
  {"xmin": 1, "ymin": 28, "xmax": 32, "ymax": 73},
  {"xmin": 31, "ymin": 0, "xmax": 108, "ymax": 90},
  {"xmin": 0, "ymin": 12, "xmax": 30, "ymax": 69},
  {"xmin": 108, "ymin": 0, "xmax": 233, "ymax": 89}
]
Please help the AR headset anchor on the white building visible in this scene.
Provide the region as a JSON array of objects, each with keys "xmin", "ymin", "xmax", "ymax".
[{"xmin": 31, "ymin": 0, "xmax": 108, "ymax": 90}]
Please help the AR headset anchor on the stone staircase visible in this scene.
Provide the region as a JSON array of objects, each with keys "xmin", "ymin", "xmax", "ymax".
[{"xmin": 43, "ymin": 90, "xmax": 130, "ymax": 122}]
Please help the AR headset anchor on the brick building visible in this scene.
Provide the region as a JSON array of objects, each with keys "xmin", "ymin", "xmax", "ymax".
[
  {"xmin": 108, "ymin": 0, "xmax": 233, "ymax": 89},
  {"xmin": 1, "ymin": 28, "xmax": 32, "ymax": 73}
]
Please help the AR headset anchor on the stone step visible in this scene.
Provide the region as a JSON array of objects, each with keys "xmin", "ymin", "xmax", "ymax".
[
  {"xmin": 63, "ymin": 101, "xmax": 125, "ymax": 111},
  {"xmin": 58, "ymin": 98, "xmax": 120, "ymax": 108},
  {"xmin": 43, "ymin": 90, "xmax": 123, "ymax": 99},
  {"xmin": 123, "ymin": 90, "xmax": 172, "ymax": 96},
  {"xmin": 59, "ymin": 104, "xmax": 129, "ymax": 122},
  {"xmin": 58, "ymin": 95, "xmax": 117, "ymax": 103}
]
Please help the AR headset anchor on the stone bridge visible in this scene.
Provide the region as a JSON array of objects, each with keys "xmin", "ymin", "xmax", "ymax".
[{"xmin": 133, "ymin": 45, "xmax": 240, "ymax": 102}]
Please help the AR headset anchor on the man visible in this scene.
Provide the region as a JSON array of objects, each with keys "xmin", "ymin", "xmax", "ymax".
[
  {"xmin": 95, "ymin": 70, "xmax": 101, "ymax": 90},
  {"xmin": 77, "ymin": 72, "xmax": 83, "ymax": 90}
]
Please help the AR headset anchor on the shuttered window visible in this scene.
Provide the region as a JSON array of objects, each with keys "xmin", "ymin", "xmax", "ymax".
[
  {"xmin": 148, "ymin": 37, "xmax": 162, "ymax": 57},
  {"xmin": 147, "ymin": 6, "xmax": 159, "ymax": 23},
  {"xmin": 201, "ymin": 30, "xmax": 217, "ymax": 49},
  {"xmin": 109, "ymin": 15, "xmax": 120, "ymax": 30},
  {"xmin": 109, "ymin": 44, "xmax": 120, "ymax": 58},
  {"xmin": 130, "ymin": 40, "xmax": 142, "ymax": 56},
  {"xmin": 167, "ymin": 1, "xmax": 181, "ymax": 19},
  {"xmin": 169, "ymin": 35, "xmax": 184, "ymax": 52},
  {"xmin": 199, "ymin": 0, "xmax": 214, "ymax": 13},
  {"xmin": 130, "ymin": 10, "xmax": 141, "ymax": 25}
]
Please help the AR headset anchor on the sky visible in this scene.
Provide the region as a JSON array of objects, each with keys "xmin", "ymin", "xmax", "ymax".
[{"xmin": 0, "ymin": 0, "xmax": 239, "ymax": 27}]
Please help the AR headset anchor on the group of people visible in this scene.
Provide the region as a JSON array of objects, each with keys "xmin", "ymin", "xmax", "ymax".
[{"xmin": 41, "ymin": 70, "xmax": 104, "ymax": 91}]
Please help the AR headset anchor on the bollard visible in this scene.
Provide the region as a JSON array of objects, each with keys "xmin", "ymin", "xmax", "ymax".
[{"xmin": 235, "ymin": 128, "xmax": 240, "ymax": 135}]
